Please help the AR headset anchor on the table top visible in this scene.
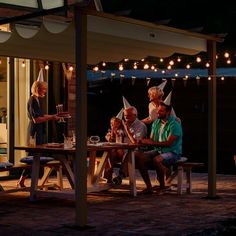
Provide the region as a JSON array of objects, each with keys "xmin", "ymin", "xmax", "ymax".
[{"xmin": 14, "ymin": 142, "xmax": 139, "ymax": 154}]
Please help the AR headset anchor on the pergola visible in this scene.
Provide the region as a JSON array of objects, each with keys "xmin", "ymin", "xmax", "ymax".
[{"xmin": 0, "ymin": 0, "xmax": 222, "ymax": 227}]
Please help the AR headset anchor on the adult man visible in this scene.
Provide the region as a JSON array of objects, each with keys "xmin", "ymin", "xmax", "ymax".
[
  {"xmin": 112, "ymin": 104, "xmax": 147, "ymax": 185},
  {"xmin": 136, "ymin": 92, "xmax": 182, "ymax": 194}
]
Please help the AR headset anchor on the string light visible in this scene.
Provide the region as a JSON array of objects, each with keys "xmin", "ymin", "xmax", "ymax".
[
  {"xmin": 177, "ymin": 57, "xmax": 181, "ymax": 62},
  {"xmin": 93, "ymin": 66, "xmax": 99, "ymax": 72},
  {"xmin": 21, "ymin": 61, "xmax": 25, "ymax": 68},
  {"xmin": 224, "ymin": 52, "xmax": 230, "ymax": 58},
  {"xmin": 196, "ymin": 57, "xmax": 201, "ymax": 63},
  {"xmin": 44, "ymin": 64, "xmax": 49, "ymax": 70},
  {"xmin": 119, "ymin": 64, "xmax": 124, "ymax": 71},
  {"xmin": 69, "ymin": 65, "xmax": 74, "ymax": 71}
]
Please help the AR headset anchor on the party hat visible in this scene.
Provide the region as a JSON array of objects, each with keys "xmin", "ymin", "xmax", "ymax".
[
  {"xmin": 157, "ymin": 80, "xmax": 167, "ymax": 91},
  {"xmin": 116, "ymin": 108, "xmax": 124, "ymax": 120},
  {"xmin": 122, "ymin": 96, "xmax": 131, "ymax": 109},
  {"xmin": 163, "ymin": 91, "xmax": 172, "ymax": 106},
  {"xmin": 37, "ymin": 68, "xmax": 44, "ymax": 82}
]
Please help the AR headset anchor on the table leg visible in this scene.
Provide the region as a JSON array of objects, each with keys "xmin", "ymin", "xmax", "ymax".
[
  {"xmin": 30, "ymin": 154, "xmax": 40, "ymax": 202},
  {"xmin": 87, "ymin": 150, "xmax": 96, "ymax": 186},
  {"xmin": 92, "ymin": 151, "xmax": 109, "ymax": 186},
  {"xmin": 127, "ymin": 150, "xmax": 137, "ymax": 197},
  {"xmin": 57, "ymin": 155, "xmax": 75, "ymax": 188}
]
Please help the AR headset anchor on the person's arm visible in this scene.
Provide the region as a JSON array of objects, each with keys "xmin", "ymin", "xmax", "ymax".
[
  {"xmin": 33, "ymin": 114, "xmax": 59, "ymax": 124},
  {"xmin": 105, "ymin": 130, "xmax": 115, "ymax": 142},
  {"xmin": 139, "ymin": 134, "xmax": 178, "ymax": 147},
  {"xmin": 122, "ymin": 120, "xmax": 137, "ymax": 144},
  {"xmin": 141, "ymin": 116, "xmax": 153, "ymax": 124}
]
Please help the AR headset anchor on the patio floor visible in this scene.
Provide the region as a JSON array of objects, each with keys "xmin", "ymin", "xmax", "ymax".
[{"xmin": 1, "ymin": 171, "xmax": 236, "ymax": 236}]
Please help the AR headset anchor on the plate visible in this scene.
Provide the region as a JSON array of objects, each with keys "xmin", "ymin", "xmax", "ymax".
[
  {"xmin": 44, "ymin": 143, "xmax": 63, "ymax": 148},
  {"xmin": 57, "ymin": 112, "xmax": 71, "ymax": 118}
]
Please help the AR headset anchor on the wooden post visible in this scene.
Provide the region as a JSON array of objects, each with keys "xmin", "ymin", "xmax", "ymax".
[
  {"xmin": 207, "ymin": 40, "xmax": 217, "ymax": 198},
  {"xmin": 74, "ymin": 6, "xmax": 88, "ymax": 226}
]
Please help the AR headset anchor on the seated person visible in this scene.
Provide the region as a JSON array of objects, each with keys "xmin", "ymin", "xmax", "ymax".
[
  {"xmin": 136, "ymin": 93, "xmax": 183, "ymax": 194},
  {"xmin": 104, "ymin": 115, "xmax": 125, "ymax": 183},
  {"xmin": 112, "ymin": 105, "xmax": 147, "ymax": 185}
]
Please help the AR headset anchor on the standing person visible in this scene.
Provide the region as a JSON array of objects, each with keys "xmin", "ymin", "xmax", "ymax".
[
  {"xmin": 142, "ymin": 81, "xmax": 180, "ymax": 125},
  {"xmin": 112, "ymin": 96, "xmax": 147, "ymax": 185},
  {"xmin": 136, "ymin": 92, "xmax": 183, "ymax": 194},
  {"xmin": 142, "ymin": 80, "xmax": 167, "ymax": 124},
  {"xmin": 17, "ymin": 69, "xmax": 59, "ymax": 188}
]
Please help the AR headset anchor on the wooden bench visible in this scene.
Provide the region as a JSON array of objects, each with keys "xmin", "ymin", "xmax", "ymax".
[
  {"xmin": 166, "ymin": 158, "xmax": 204, "ymax": 194},
  {"xmin": 0, "ymin": 161, "xmax": 63, "ymax": 192}
]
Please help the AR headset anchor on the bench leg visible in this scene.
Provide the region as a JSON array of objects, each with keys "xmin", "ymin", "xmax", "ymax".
[
  {"xmin": 56, "ymin": 166, "xmax": 63, "ymax": 190},
  {"xmin": 177, "ymin": 166, "xmax": 183, "ymax": 195},
  {"xmin": 186, "ymin": 167, "xmax": 192, "ymax": 194},
  {"xmin": 39, "ymin": 166, "xmax": 53, "ymax": 190}
]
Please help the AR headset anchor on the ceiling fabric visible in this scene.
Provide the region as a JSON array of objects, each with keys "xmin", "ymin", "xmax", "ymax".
[{"xmin": 0, "ymin": 11, "xmax": 218, "ymax": 64}]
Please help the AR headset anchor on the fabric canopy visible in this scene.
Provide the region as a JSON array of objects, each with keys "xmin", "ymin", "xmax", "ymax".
[{"xmin": 0, "ymin": 11, "xmax": 221, "ymax": 64}]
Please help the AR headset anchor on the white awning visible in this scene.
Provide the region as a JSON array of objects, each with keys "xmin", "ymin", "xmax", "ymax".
[{"xmin": 0, "ymin": 11, "xmax": 221, "ymax": 64}]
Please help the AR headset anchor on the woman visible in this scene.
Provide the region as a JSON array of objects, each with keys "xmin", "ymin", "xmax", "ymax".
[
  {"xmin": 17, "ymin": 72, "xmax": 59, "ymax": 187},
  {"xmin": 142, "ymin": 85, "xmax": 165, "ymax": 124}
]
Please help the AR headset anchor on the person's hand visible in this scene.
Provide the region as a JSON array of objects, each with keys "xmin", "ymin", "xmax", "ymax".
[
  {"xmin": 139, "ymin": 138, "xmax": 154, "ymax": 145},
  {"xmin": 105, "ymin": 129, "xmax": 115, "ymax": 142},
  {"xmin": 52, "ymin": 114, "xmax": 60, "ymax": 121}
]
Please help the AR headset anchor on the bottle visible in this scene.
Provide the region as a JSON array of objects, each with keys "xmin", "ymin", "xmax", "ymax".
[{"xmin": 29, "ymin": 135, "xmax": 36, "ymax": 147}]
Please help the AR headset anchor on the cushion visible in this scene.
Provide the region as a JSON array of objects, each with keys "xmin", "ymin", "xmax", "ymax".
[
  {"xmin": 0, "ymin": 161, "xmax": 14, "ymax": 169},
  {"xmin": 20, "ymin": 156, "xmax": 54, "ymax": 165},
  {"xmin": 0, "ymin": 148, "xmax": 7, "ymax": 154}
]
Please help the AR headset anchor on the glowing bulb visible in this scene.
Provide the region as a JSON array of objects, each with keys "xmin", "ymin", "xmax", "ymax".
[
  {"xmin": 143, "ymin": 64, "xmax": 149, "ymax": 69},
  {"xmin": 21, "ymin": 61, "xmax": 26, "ymax": 68},
  {"xmin": 102, "ymin": 62, "xmax": 106, "ymax": 67},
  {"xmin": 177, "ymin": 57, "xmax": 181, "ymax": 62},
  {"xmin": 186, "ymin": 64, "xmax": 190, "ymax": 69},
  {"xmin": 227, "ymin": 59, "xmax": 231, "ymax": 64},
  {"xmin": 196, "ymin": 57, "xmax": 201, "ymax": 63},
  {"xmin": 224, "ymin": 52, "xmax": 230, "ymax": 58},
  {"xmin": 208, "ymin": 76, "xmax": 211, "ymax": 80},
  {"xmin": 221, "ymin": 76, "xmax": 225, "ymax": 81},
  {"xmin": 167, "ymin": 65, "xmax": 171, "ymax": 70},
  {"xmin": 69, "ymin": 66, "xmax": 73, "ymax": 71},
  {"xmin": 160, "ymin": 58, "xmax": 164, "ymax": 62},
  {"xmin": 169, "ymin": 60, "xmax": 174, "ymax": 66},
  {"xmin": 45, "ymin": 64, "xmax": 49, "ymax": 70},
  {"xmin": 151, "ymin": 65, "xmax": 155, "ymax": 70},
  {"xmin": 205, "ymin": 62, "xmax": 210, "ymax": 68},
  {"xmin": 133, "ymin": 64, "xmax": 138, "ymax": 69},
  {"xmin": 93, "ymin": 66, "xmax": 99, "ymax": 72},
  {"xmin": 119, "ymin": 64, "xmax": 124, "ymax": 71}
]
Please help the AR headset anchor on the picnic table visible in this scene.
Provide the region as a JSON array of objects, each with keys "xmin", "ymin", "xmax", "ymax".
[{"xmin": 14, "ymin": 142, "xmax": 139, "ymax": 201}]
